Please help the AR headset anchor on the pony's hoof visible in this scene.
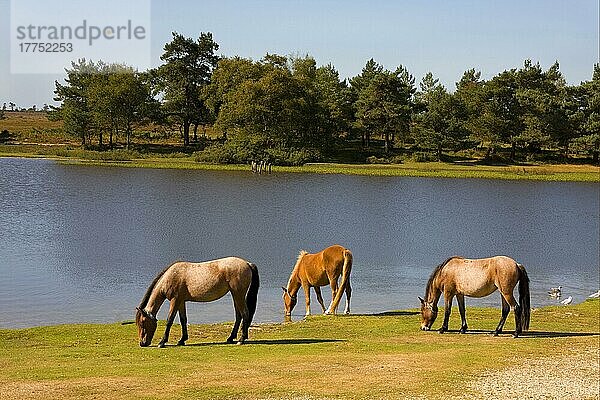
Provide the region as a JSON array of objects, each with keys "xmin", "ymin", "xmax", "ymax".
[
  {"xmin": 512, "ymin": 333, "xmax": 520, "ymax": 338},
  {"xmin": 158, "ymin": 342, "xmax": 166, "ymax": 348},
  {"xmin": 226, "ymin": 337, "xmax": 236, "ymax": 344},
  {"xmin": 177, "ymin": 341, "xmax": 186, "ymax": 346},
  {"xmin": 438, "ymin": 328, "xmax": 447, "ymax": 334},
  {"xmin": 236, "ymin": 340, "xmax": 246, "ymax": 345}
]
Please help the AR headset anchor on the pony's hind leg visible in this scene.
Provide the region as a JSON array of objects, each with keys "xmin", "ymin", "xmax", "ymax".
[
  {"xmin": 344, "ymin": 280, "xmax": 352, "ymax": 314},
  {"xmin": 227, "ymin": 310, "xmax": 242, "ymax": 344},
  {"xmin": 494, "ymin": 295, "xmax": 510, "ymax": 336},
  {"xmin": 231, "ymin": 292, "xmax": 250, "ymax": 344},
  {"xmin": 499, "ymin": 292, "xmax": 522, "ymax": 338},
  {"xmin": 325, "ymin": 278, "xmax": 339, "ymax": 315},
  {"xmin": 177, "ymin": 304, "xmax": 188, "ymax": 346},
  {"xmin": 456, "ymin": 294, "xmax": 468, "ymax": 333},
  {"xmin": 314, "ymin": 286, "xmax": 326, "ymax": 313}
]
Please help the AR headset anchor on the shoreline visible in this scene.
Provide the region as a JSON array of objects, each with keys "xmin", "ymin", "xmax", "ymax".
[
  {"xmin": 1, "ymin": 300, "xmax": 598, "ymax": 331},
  {"xmin": 2, "ymin": 153, "xmax": 599, "ymax": 182}
]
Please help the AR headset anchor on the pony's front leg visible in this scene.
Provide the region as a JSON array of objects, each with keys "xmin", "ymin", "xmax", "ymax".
[
  {"xmin": 177, "ymin": 304, "xmax": 188, "ymax": 346},
  {"xmin": 302, "ymin": 285, "xmax": 312, "ymax": 316},
  {"xmin": 158, "ymin": 301, "xmax": 178, "ymax": 348},
  {"xmin": 439, "ymin": 294, "xmax": 453, "ymax": 333},
  {"xmin": 456, "ymin": 294, "xmax": 468, "ymax": 333},
  {"xmin": 314, "ymin": 286, "xmax": 326, "ymax": 314}
]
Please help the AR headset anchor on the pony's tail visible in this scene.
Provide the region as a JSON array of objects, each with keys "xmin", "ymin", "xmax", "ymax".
[
  {"xmin": 246, "ymin": 262, "xmax": 260, "ymax": 324},
  {"xmin": 327, "ymin": 249, "xmax": 353, "ymax": 314},
  {"xmin": 517, "ymin": 263, "xmax": 531, "ymax": 331}
]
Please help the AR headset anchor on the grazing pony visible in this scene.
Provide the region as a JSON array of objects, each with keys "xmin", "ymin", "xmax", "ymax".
[
  {"xmin": 419, "ymin": 256, "xmax": 530, "ymax": 337},
  {"xmin": 136, "ymin": 257, "xmax": 259, "ymax": 347},
  {"xmin": 282, "ymin": 245, "xmax": 352, "ymax": 317}
]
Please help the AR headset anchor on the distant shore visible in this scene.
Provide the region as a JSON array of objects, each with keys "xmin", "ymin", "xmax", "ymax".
[{"xmin": 1, "ymin": 150, "xmax": 599, "ymax": 182}]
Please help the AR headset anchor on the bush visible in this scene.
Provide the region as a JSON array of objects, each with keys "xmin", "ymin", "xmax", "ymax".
[
  {"xmin": 366, "ymin": 155, "xmax": 390, "ymax": 164},
  {"xmin": 389, "ymin": 155, "xmax": 404, "ymax": 164},
  {"xmin": 0, "ymin": 130, "xmax": 12, "ymax": 143},
  {"xmin": 60, "ymin": 148, "xmax": 143, "ymax": 161},
  {"xmin": 193, "ymin": 140, "xmax": 321, "ymax": 166},
  {"xmin": 193, "ymin": 143, "xmax": 237, "ymax": 164},
  {"xmin": 409, "ymin": 151, "xmax": 438, "ymax": 162},
  {"xmin": 265, "ymin": 148, "xmax": 321, "ymax": 166}
]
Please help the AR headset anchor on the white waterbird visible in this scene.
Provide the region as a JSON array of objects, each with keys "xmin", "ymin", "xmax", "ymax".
[{"xmin": 560, "ymin": 296, "xmax": 572, "ymax": 305}]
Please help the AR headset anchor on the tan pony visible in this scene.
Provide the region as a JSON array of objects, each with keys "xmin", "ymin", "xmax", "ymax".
[
  {"xmin": 419, "ymin": 256, "xmax": 530, "ymax": 338},
  {"xmin": 282, "ymin": 244, "xmax": 353, "ymax": 317},
  {"xmin": 136, "ymin": 257, "xmax": 259, "ymax": 347}
]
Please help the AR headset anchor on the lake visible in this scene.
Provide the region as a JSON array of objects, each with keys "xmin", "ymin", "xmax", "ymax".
[{"xmin": 0, "ymin": 157, "xmax": 598, "ymax": 328}]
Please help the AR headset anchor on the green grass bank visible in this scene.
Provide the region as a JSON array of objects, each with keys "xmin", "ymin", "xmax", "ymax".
[{"xmin": 1, "ymin": 300, "xmax": 598, "ymax": 399}]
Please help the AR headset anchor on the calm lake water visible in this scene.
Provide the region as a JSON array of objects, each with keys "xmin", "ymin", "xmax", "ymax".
[{"xmin": 0, "ymin": 157, "xmax": 598, "ymax": 328}]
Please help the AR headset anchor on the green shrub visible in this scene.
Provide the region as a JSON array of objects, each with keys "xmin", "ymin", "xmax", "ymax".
[
  {"xmin": 366, "ymin": 155, "xmax": 390, "ymax": 164},
  {"xmin": 266, "ymin": 148, "xmax": 321, "ymax": 166},
  {"xmin": 410, "ymin": 151, "xmax": 437, "ymax": 162},
  {"xmin": 389, "ymin": 155, "xmax": 404, "ymax": 164},
  {"xmin": 194, "ymin": 143, "xmax": 237, "ymax": 164}
]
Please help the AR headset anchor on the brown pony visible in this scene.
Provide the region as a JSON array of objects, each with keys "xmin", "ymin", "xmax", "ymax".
[
  {"xmin": 282, "ymin": 245, "xmax": 352, "ymax": 317},
  {"xmin": 419, "ymin": 256, "xmax": 530, "ymax": 337},
  {"xmin": 136, "ymin": 257, "xmax": 259, "ymax": 347}
]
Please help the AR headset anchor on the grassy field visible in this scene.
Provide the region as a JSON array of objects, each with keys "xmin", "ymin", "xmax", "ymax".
[
  {"xmin": 0, "ymin": 111, "xmax": 69, "ymax": 144},
  {"xmin": 1, "ymin": 300, "xmax": 599, "ymax": 399}
]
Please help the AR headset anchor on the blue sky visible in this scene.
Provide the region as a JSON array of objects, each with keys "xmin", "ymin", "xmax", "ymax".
[{"xmin": 1, "ymin": 0, "xmax": 598, "ymax": 107}]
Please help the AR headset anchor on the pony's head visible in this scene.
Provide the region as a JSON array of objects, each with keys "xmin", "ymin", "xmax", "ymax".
[
  {"xmin": 135, "ymin": 307, "xmax": 158, "ymax": 347},
  {"xmin": 419, "ymin": 297, "xmax": 438, "ymax": 330},
  {"xmin": 282, "ymin": 287, "xmax": 297, "ymax": 316}
]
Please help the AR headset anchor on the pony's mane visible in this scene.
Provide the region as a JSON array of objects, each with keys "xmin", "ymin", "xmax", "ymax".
[
  {"xmin": 138, "ymin": 263, "xmax": 173, "ymax": 308},
  {"xmin": 296, "ymin": 250, "xmax": 308, "ymax": 264},
  {"xmin": 287, "ymin": 250, "xmax": 308, "ymax": 288},
  {"xmin": 293, "ymin": 250, "xmax": 309, "ymax": 273},
  {"xmin": 425, "ymin": 256, "xmax": 461, "ymax": 300}
]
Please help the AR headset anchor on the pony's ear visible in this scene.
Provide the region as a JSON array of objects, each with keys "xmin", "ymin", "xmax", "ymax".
[
  {"xmin": 418, "ymin": 297, "xmax": 425, "ymax": 304},
  {"xmin": 282, "ymin": 287, "xmax": 287, "ymax": 293}
]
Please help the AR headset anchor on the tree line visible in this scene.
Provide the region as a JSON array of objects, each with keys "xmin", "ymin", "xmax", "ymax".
[{"xmin": 51, "ymin": 32, "xmax": 600, "ymax": 164}]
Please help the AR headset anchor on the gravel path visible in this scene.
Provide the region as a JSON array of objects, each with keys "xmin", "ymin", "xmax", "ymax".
[{"xmin": 467, "ymin": 346, "xmax": 600, "ymax": 399}]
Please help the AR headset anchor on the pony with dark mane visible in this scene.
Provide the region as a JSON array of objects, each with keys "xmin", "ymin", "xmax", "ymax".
[
  {"xmin": 282, "ymin": 244, "xmax": 352, "ymax": 317},
  {"xmin": 419, "ymin": 256, "xmax": 530, "ymax": 337},
  {"xmin": 136, "ymin": 257, "xmax": 259, "ymax": 347}
]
